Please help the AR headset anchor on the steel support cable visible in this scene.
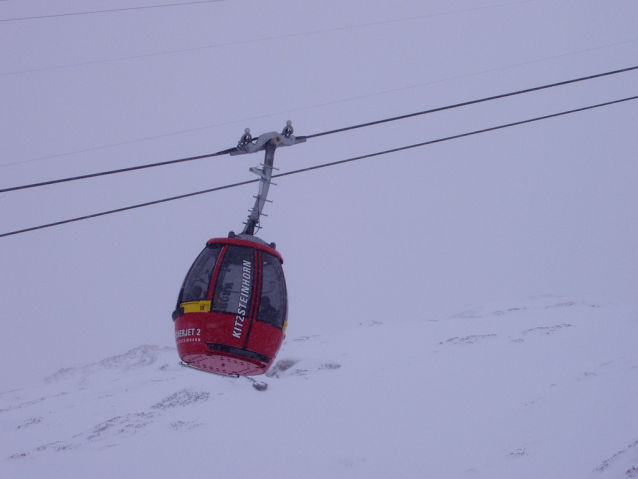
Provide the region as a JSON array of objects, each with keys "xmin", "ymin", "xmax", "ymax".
[
  {"xmin": 2, "ymin": 0, "xmax": 538, "ymax": 74},
  {"xmin": 283, "ymin": 95, "xmax": 638, "ymax": 177},
  {"xmin": 0, "ymin": 0, "xmax": 527, "ymax": 23},
  {"xmin": 0, "ymin": 148, "xmax": 235, "ymax": 194},
  {"xmin": 0, "ymin": 1, "xmax": 227, "ymax": 22},
  {"xmin": 301, "ymin": 65, "xmax": 638, "ymax": 140},
  {"xmin": 1, "ymin": 94, "xmax": 636, "ymax": 239},
  {"xmin": 2, "ymin": 65, "xmax": 637, "ymax": 195}
]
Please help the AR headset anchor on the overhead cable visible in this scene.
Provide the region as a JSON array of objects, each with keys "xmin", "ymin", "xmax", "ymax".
[
  {"xmin": 0, "ymin": 148, "xmax": 235, "ymax": 194},
  {"xmin": 1, "ymin": 94, "xmax": 636, "ymax": 239},
  {"xmin": 3, "ymin": 55, "xmax": 636, "ymax": 167},
  {"xmin": 282, "ymin": 95, "xmax": 638, "ymax": 176},
  {"xmin": 0, "ymin": 0, "xmax": 226, "ymax": 22},
  {"xmin": 301, "ymin": 65, "xmax": 638, "ymax": 139},
  {"xmin": 2, "ymin": 65, "xmax": 637, "ymax": 194},
  {"xmin": 3, "ymin": 0, "xmax": 539, "ymax": 75}
]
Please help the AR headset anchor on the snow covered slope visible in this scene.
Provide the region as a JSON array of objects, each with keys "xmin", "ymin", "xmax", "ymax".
[{"xmin": 2, "ymin": 296, "xmax": 637, "ymax": 478}]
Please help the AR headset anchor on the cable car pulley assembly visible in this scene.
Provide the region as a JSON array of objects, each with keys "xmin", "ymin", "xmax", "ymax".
[{"xmin": 172, "ymin": 121, "xmax": 305, "ymax": 377}]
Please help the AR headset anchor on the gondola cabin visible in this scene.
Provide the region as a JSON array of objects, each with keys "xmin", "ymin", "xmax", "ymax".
[{"xmin": 173, "ymin": 234, "xmax": 287, "ymax": 376}]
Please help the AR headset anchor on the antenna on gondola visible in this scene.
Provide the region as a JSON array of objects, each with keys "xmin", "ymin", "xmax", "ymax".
[{"xmin": 230, "ymin": 121, "xmax": 305, "ymax": 235}]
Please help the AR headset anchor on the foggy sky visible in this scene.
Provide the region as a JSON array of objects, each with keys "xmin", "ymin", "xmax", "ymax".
[{"xmin": 1, "ymin": 0, "xmax": 637, "ymax": 388}]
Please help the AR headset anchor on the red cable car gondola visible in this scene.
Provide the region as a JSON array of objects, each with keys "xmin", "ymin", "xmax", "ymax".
[
  {"xmin": 173, "ymin": 234, "xmax": 287, "ymax": 376},
  {"xmin": 172, "ymin": 123, "xmax": 304, "ymax": 376}
]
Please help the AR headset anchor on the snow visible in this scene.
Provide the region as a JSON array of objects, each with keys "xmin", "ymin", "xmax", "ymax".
[{"xmin": 2, "ymin": 296, "xmax": 637, "ymax": 478}]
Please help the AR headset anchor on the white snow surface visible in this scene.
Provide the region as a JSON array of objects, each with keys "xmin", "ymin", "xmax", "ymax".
[{"xmin": 2, "ymin": 296, "xmax": 637, "ymax": 478}]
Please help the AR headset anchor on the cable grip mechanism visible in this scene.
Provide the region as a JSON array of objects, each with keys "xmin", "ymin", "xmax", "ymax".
[{"xmin": 230, "ymin": 121, "xmax": 305, "ymax": 235}]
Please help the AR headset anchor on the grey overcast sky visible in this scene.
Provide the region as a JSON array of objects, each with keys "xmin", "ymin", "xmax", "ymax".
[{"xmin": 1, "ymin": 0, "xmax": 637, "ymax": 388}]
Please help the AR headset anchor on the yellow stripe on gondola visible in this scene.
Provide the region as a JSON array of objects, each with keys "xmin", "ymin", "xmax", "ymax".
[
  {"xmin": 181, "ymin": 301, "xmax": 211, "ymax": 313},
  {"xmin": 282, "ymin": 320, "xmax": 288, "ymax": 334}
]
